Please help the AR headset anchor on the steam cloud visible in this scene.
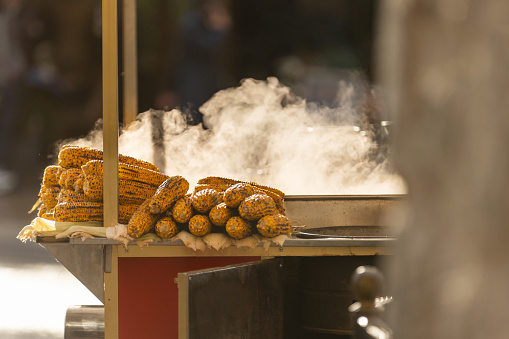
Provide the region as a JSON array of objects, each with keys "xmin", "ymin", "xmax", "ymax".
[{"xmin": 59, "ymin": 77, "xmax": 406, "ymax": 195}]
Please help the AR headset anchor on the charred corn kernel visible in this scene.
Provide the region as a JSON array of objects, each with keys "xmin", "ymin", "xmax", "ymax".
[
  {"xmin": 59, "ymin": 168, "xmax": 82, "ymax": 190},
  {"xmin": 238, "ymin": 194, "xmax": 277, "ymax": 221},
  {"xmin": 54, "ymin": 201, "xmax": 104, "ymax": 222},
  {"xmin": 209, "ymin": 202, "xmax": 235, "ymax": 227},
  {"xmin": 82, "ymin": 160, "xmax": 169, "ymax": 187},
  {"xmin": 83, "ymin": 175, "xmax": 158, "ymax": 204},
  {"xmin": 42, "ymin": 165, "xmax": 62, "ymax": 187},
  {"xmin": 58, "ymin": 144, "xmax": 160, "ymax": 171},
  {"xmin": 128, "ymin": 199, "xmax": 163, "ymax": 238},
  {"xmin": 225, "ymin": 216, "xmax": 253, "ymax": 239},
  {"xmin": 188, "ymin": 214, "xmax": 212, "ymax": 237},
  {"xmin": 191, "ymin": 188, "xmax": 221, "ymax": 213},
  {"xmin": 57, "ymin": 189, "xmax": 92, "ymax": 203},
  {"xmin": 148, "ymin": 176, "xmax": 189, "ymax": 214},
  {"xmin": 223, "ymin": 183, "xmax": 256, "ymax": 208},
  {"xmin": 155, "ymin": 216, "xmax": 180, "ymax": 239},
  {"xmin": 171, "ymin": 195, "xmax": 194, "ymax": 223},
  {"xmin": 256, "ymin": 214, "xmax": 292, "ymax": 238}
]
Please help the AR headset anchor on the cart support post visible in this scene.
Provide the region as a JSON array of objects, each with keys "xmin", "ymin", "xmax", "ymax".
[{"xmin": 102, "ymin": 0, "xmax": 120, "ymax": 228}]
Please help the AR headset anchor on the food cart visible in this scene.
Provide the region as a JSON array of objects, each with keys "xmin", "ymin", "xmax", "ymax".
[
  {"xmin": 37, "ymin": 195, "xmax": 401, "ymax": 338},
  {"xmin": 27, "ymin": 1, "xmax": 404, "ymax": 338}
]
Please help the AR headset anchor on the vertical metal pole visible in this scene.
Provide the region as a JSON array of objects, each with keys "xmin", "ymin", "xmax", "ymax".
[
  {"xmin": 122, "ymin": 0, "xmax": 138, "ymax": 127},
  {"xmin": 102, "ymin": 0, "xmax": 119, "ymax": 228}
]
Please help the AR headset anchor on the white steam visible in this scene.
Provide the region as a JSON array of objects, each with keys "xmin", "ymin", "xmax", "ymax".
[{"xmin": 60, "ymin": 77, "xmax": 406, "ymax": 195}]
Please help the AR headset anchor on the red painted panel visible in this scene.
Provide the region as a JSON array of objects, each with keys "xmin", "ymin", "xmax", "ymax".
[{"xmin": 117, "ymin": 256, "xmax": 260, "ymax": 339}]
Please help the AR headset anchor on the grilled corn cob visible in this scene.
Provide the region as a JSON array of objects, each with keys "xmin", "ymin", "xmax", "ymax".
[
  {"xmin": 42, "ymin": 165, "xmax": 62, "ymax": 187},
  {"xmin": 82, "ymin": 160, "xmax": 169, "ymax": 187},
  {"xmin": 191, "ymin": 188, "xmax": 221, "ymax": 213},
  {"xmin": 188, "ymin": 214, "xmax": 212, "ymax": 237},
  {"xmin": 155, "ymin": 216, "xmax": 180, "ymax": 239},
  {"xmin": 53, "ymin": 201, "xmax": 138, "ymax": 224},
  {"xmin": 223, "ymin": 183, "xmax": 256, "ymax": 208},
  {"xmin": 58, "ymin": 144, "xmax": 160, "ymax": 172},
  {"xmin": 197, "ymin": 176, "xmax": 239, "ymax": 186},
  {"xmin": 225, "ymin": 216, "xmax": 253, "ymax": 240},
  {"xmin": 238, "ymin": 194, "xmax": 277, "ymax": 221},
  {"xmin": 58, "ymin": 145, "xmax": 103, "ymax": 169},
  {"xmin": 148, "ymin": 176, "xmax": 189, "ymax": 214},
  {"xmin": 209, "ymin": 202, "xmax": 235, "ymax": 227},
  {"xmin": 171, "ymin": 195, "xmax": 194, "ymax": 223},
  {"xmin": 83, "ymin": 175, "xmax": 158, "ymax": 204},
  {"xmin": 256, "ymin": 214, "xmax": 292, "ymax": 238},
  {"xmin": 128, "ymin": 199, "xmax": 163, "ymax": 238},
  {"xmin": 54, "ymin": 201, "xmax": 104, "ymax": 222}
]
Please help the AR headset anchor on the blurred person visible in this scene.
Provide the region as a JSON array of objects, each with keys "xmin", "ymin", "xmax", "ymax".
[
  {"xmin": 0, "ymin": 0, "xmax": 28, "ymax": 194},
  {"xmin": 154, "ymin": 0, "xmax": 233, "ymax": 127}
]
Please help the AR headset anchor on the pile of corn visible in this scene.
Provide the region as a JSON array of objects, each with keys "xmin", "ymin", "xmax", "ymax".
[{"xmin": 36, "ymin": 145, "xmax": 291, "ymax": 241}]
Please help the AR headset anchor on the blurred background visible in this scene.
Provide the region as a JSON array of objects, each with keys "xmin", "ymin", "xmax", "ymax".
[{"xmin": 1, "ymin": 0, "xmax": 380, "ymax": 337}]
